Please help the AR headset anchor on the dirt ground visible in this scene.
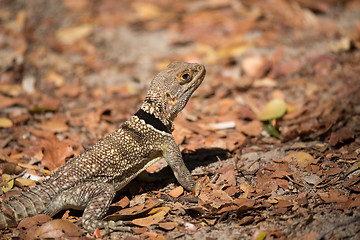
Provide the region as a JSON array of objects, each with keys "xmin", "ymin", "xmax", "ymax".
[{"xmin": 0, "ymin": 0, "xmax": 360, "ymax": 239}]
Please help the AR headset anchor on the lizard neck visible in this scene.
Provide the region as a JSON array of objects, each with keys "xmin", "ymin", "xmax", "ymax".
[
  {"xmin": 140, "ymin": 101, "xmax": 174, "ymax": 132},
  {"xmin": 134, "ymin": 108, "xmax": 171, "ymax": 133}
]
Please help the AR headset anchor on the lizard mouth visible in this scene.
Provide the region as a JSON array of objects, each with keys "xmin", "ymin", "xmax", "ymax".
[{"xmin": 189, "ymin": 65, "xmax": 206, "ymax": 89}]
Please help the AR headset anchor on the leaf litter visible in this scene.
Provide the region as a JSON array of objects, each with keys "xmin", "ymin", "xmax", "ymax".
[{"xmin": 0, "ymin": 0, "xmax": 360, "ymax": 239}]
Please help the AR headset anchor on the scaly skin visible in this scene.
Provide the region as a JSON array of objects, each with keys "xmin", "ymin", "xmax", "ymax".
[{"xmin": 0, "ymin": 61, "xmax": 206, "ymax": 232}]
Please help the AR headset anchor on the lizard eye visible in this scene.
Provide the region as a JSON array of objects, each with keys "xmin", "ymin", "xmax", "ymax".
[{"xmin": 180, "ymin": 72, "xmax": 191, "ymax": 83}]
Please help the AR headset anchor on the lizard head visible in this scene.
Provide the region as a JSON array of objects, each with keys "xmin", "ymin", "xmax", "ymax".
[{"xmin": 142, "ymin": 61, "xmax": 206, "ymax": 130}]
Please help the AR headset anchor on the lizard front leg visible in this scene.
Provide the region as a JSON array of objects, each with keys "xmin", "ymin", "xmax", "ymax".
[{"xmin": 163, "ymin": 139, "xmax": 195, "ymax": 191}]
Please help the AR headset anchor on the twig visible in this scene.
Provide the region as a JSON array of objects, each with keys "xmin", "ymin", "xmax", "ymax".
[
  {"xmin": 285, "ymin": 175, "xmax": 306, "ymax": 187},
  {"xmin": 0, "ymin": 169, "xmax": 27, "ymax": 187}
]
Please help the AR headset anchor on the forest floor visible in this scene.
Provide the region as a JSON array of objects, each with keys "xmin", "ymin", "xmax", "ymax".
[{"xmin": 0, "ymin": 0, "xmax": 360, "ymax": 239}]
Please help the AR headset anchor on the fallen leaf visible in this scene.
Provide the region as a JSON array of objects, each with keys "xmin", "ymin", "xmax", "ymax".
[
  {"xmin": 158, "ymin": 221, "xmax": 177, "ymax": 230},
  {"xmin": 328, "ymin": 37, "xmax": 351, "ymax": 53},
  {"xmin": 40, "ymin": 136, "xmax": 75, "ymax": 170},
  {"xmin": 329, "ymin": 127, "xmax": 355, "ymax": 146},
  {"xmin": 168, "ymin": 186, "xmax": 184, "ymax": 198},
  {"xmin": 241, "ymin": 55, "xmax": 269, "ymax": 78},
  {"xmin": 39, "ymin": 120, "xmax": 69, "ymax": 133},
  {"xmin": 258, "ymin": 99, "xmax": 287, "ymax": 121},
  {"xmin": 239, "ymin": 182, "xmax": 255, "ymax": 198},
  {"xmin": 1, "ymin": 174, "xmax": 14, "ymax": 193},
  {"xmin": 198, "ymin": 187, "xmax": 233, "ymax": 209},
  {"xmin": 282, "ymin": 152, "xmax": 315, "ymax": 167},
  {"xmin": 111, "ymin": 196, "xmax": 130, "ymax": 208},
  {"xmin": 132, "ymin": 216, "xmax": 163, "ymax": 227},
  {"xmin": 105, "ymin": 198, "xmax": 161, "ymax": 221},
  {"xmin": 15, "ymin": 178, "xmax": 36, "ymax": 187},
  {"xmin": 320, "ymin": 189, "xmax": 348, "ymax": 203},
  {"xmin": 45, "ymin": 71, "xmax": 65, "ymax": 88},
  {"xmin": 240, "ymin": 120, "xmax": 263, "ymax": 136},
  {"xmin": 55, "ymin": 24, "xmax": 93, "ymax": 44},
  {"xmin": 140, "ymin": 231, "xmax": 158, "ymax": 239},
  {"xmin": 263, "ymin": 121, "xmax": 281, "ymax": 138},
  {"xmin": 0, "ymin": 117, "xmax": 13, "ymax": 128},
  {"xmin": 34, "ymin": 219, "xmax": 83, "ymax": 239},
  {"xmin": 216, "ymin": 167, "xmax": 236, "ymax": 186}
]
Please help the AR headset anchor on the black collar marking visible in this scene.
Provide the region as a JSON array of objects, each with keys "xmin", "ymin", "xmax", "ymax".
[{"xmin": 135, "ymin": 109, "xmax": 170, "ymax": 133}]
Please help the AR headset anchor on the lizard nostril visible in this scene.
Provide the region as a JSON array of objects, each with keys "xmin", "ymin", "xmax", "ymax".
[{"xmin": 196, "ymin": 65, "xmax": 203, "ymax": 71}]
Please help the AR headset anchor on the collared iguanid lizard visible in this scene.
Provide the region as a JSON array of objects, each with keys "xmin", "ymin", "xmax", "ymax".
[{"xmin": 0, "ymin": 61, "xmax": 206, "ymax": 233}]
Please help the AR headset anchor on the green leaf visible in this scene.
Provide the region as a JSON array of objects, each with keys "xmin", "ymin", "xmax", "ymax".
[
  {"xmin": 255, "ymin": 232, "xmax": 267, "ymax": 240},
  {"xmin": 263, "ymin": 121, "xmax": 281, "ymax": 138}
]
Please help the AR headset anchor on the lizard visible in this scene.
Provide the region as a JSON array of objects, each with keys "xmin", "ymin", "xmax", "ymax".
[{"xmin": 0, "ymin": 61, "xmax": 206, "ymax": 233}]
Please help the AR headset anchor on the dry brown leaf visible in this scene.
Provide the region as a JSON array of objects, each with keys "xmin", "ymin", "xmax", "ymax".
[
  {"xmin": 276, "ymin": 200, "xmax": 293, "ymax": 208},
  {"xmin": 39, "ymin": 120, "xmax": 69, "ymax": 133},
  {"xmin": 159, "ymin": 221, "xmax": 177, "ymax": 230},
  {"xmin": 270, "ymin": 170, "xmax": 291, "ymax": 178},
  {"xmin": 111, "ymin": 196, "xmax": 130, "ymax": 208},
  {"xmin": 105, "ymin": 198, "xmax": 161, "ymax": 221},
  {"xmin": 320, "ymin": 189, "xmax": 348, "ymax": 203},
  {"xmin": 199, "ymin": 187, "xmax": 233, "ymax": 209},
  {"xmin": 239, "ymin": 182, "xmax": 255, "ymax": 198},
  {"xmin": 216, "ymin": 168, "xmax": 236, "ymax": 186},
  {"xmin": 241, "ymin": 55, "xmax": 269, "ymax": 78},
  {"xmin": 140, "ymin": 231, "xmax": 158, "ymax": 239},
  {"xmin": 239, "ymin": 120, "xmax": 263, "ymax": 136},
  {"xmin": 0, "ymin": 95, "xmax": 17, "ymax": 108},
  {"xmin": 329, "ymin": 127, "xmax": 355, "ymax": 146},
  {"xmin": 132, "ymin": 216, "xmax": 164, "ymax": 227},
  {"xmin": 168, "ymin": 186, "xmax": 184, "ymax": 198},
  {"xmin": 40, "ymin": 136, "xmax": 75, "ymax": 170},
  {"xmin": 34, "ymin": 219, "xmax": 83, "ymax": 239}
]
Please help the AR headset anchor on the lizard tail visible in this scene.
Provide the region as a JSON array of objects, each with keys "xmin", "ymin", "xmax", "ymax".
[{"xmin": 0, "ymin": 184, "xmax": 55, "ymax": 229}]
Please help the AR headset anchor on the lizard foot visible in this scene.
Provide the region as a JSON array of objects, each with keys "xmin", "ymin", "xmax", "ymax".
[{"xmin": 108, "ymin": 220, "xmax": 132, "ymax": 232}]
